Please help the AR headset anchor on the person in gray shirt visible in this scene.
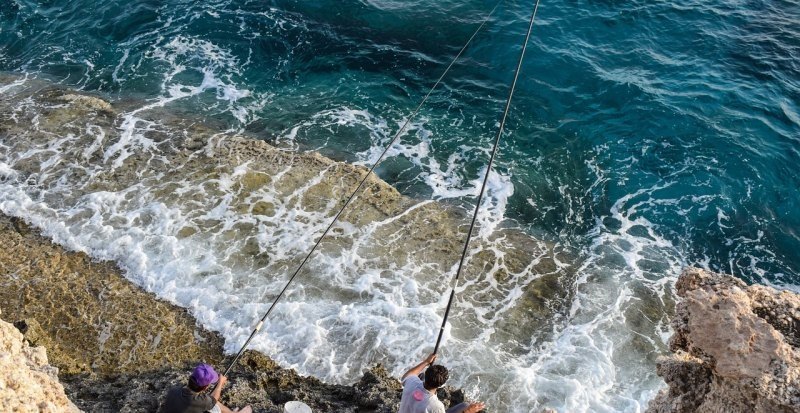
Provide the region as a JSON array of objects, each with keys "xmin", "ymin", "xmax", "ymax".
[
  {"xmin": 398, "ymin": 354, "xmax": 485, "ymax": 413},
  {"xmin": 160, "ymin": 363, "xmax": 252, "ymax": 413}
]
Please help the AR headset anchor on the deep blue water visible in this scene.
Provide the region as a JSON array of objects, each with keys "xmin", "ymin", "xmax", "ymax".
[
  {"xmin": 3, "ymin": 0, "xmax": 797, "ymax": 285},
  {"xmin": 1, "ymin": 0, "xmax": 799, "ymax": 411}
]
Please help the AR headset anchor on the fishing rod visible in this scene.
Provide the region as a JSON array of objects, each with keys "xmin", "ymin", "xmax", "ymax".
[
  {"xmin": 433, "ymin": 0, "xmax": 543, "ymax": 356},
  {"xmin": 223, "ymin": 0, "xmax": 506, "ymax": 377}
]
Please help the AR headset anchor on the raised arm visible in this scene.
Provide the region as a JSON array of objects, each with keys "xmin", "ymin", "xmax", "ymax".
[
  {"xmin": 401, "ymin": 353, "xmax": 437, "ymax": 380},
  {"xmin": 211, "ymin": 375, "xmax": 228, "ymax": 403}
]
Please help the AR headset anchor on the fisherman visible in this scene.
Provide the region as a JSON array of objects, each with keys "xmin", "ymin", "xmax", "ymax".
[
  {"xmin": 399, "ymin": 353, "xmax": 486, "ymax": 413},
  {"xmin": 160, "ymin": 363, "xmax": 252, "ymax": 413}
]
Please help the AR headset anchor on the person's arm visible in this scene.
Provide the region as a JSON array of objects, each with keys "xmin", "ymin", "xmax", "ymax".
[
  {"xmin": 210, "ymin": 375, "xmax": 228, "ymax": 403},
  {"xmin": 401, "ymin": 353, "xmax": 437, "ymax": 380},
  {"xmin": 464, "ymin": 402, "xmax": 486, "ymax": 413}
]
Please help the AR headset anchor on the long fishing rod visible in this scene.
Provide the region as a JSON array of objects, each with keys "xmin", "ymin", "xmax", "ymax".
[
  {"xmin": 223, "ymin": 0, "xmax": 506, "ymax": 377},
  {"xmin": 433, "ymin": 0, "xmax": 543, "ymax": 356}
]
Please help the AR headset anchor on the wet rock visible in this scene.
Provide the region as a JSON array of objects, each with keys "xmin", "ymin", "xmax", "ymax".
[
  {"xmin": 646, "ymin": 268, "xmax": 800, "ymax": 413},
  {"xmin": 13, "ymin": 318, "xmax": 46, "ymax": 348},
  {"xmin": 0, "ymin": 213, "xmax": 478, "ymax": 412},
  {"xmin": 0, "ymin": 214, "xmax": 224, "ymax": 375},
  {"xmin": 0, "ymin": 79, "xmax": 575, "ymax": 350},
  {"xmin": 353, "ymin": 364, "xmax": 402, "ymax": 411},
  {"xmin": 648, "ymin": 352, "xmax": 712, "ymax": 413}
]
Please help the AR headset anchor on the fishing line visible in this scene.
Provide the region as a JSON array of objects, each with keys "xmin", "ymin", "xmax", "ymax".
[
  {"xmin": 224, "ymin": 0, "xmax": 506, "ymax": 376},
  {"xmin": 433, "ymin": 0, "xmax": 543, "ymax": 356}
]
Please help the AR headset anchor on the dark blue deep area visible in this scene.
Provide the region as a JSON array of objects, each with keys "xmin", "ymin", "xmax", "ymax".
[{"xmin": 1, "ymin": 0, "xmax": 799, "ymax": 286}]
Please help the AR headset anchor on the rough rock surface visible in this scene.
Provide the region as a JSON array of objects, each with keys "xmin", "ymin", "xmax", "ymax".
[
  {"xmin": 0, "ymin": 215, "xmax": 225, "ymax": 375},
  {"xmin": 0, "ymin": 213, "xmax": 468, "ymax": 412},
  {"xmin": 647, "ymin": 268, "xmax": 800, "ymax": 413},
  {"xmin": 0, "ymin": 309, "xmax": 82, "ymax": 413},
  {"xmin": 60, "ymin": 352, "xmax": 466, "ymax": 413}
]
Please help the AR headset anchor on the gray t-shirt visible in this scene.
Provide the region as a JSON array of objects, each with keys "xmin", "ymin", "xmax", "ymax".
[
  {"xmin": 398, "ymin": 375, "xmax": 446, "ymax": 413},
  {"xmin": 160, "ymin": 386, "xmax": 217, "ymax": 413}
]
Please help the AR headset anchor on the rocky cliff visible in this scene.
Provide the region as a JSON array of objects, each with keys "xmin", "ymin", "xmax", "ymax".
[
  {"xmin": 647, "ymin": 268, "xmax": 800, "ymax": 413},
  {"xmin": 0, "ymin": 309, "xmax": 82, "ymax": 413}
]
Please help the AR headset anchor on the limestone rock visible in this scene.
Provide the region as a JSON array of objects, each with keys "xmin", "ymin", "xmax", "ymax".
[
  {"xmin": 0, "ymin": 309, "xmax": 82, "ymax": 412},
  {"xmin": 647, "ymin": 268, "xmax": 800, "ymax": 413}
]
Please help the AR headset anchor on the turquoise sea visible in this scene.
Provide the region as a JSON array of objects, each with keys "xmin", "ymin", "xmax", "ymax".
[{"xmin": 1, "ymin": 0, "xmax": 798, "ymax": 411}]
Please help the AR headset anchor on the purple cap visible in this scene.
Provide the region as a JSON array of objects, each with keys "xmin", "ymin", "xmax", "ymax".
[{"xmin": 190, "ymin": 363, "xmax": 219, "ymax": 387}]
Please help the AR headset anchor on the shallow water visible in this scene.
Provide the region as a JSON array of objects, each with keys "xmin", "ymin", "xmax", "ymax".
[{"xmin": 1, "ymin": 0, "xmax": 799, "ymax": 412}]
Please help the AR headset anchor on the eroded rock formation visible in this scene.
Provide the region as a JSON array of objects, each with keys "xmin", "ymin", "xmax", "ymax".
[
  {"xmin": 0, "ymin": 309, "xmax": 82, "ymax": 413},
  {"xmin": 647, "ymin": 268, "xmax": 800, "ymax": 413},
  {"xmin": 0, "ymin": 74, "xmax": 571, "ymax": 356}
]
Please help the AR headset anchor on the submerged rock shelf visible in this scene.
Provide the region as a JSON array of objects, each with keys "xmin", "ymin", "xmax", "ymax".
[
  {"xmin": 2, "ymin": 76, "xmax": 798, "ymax": 413},
  {"xmin": 0, "ymin": 74, "xmax": 572, "ymax": 411},
  {"xmin": 0, "ymin": 78, "xmax": 494, "ymax": 412}
]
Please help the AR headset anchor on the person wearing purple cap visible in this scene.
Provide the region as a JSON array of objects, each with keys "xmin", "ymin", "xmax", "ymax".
[{"xmin": 160, "ymin": 363, "xmax": 252, "ymax": 413}]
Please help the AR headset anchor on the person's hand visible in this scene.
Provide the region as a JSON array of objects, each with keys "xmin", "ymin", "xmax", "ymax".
[
  {"xmin": 424, "ymin": 353, "xmax": 437, "ymax": 365},
  {"xmin": 464, "ymin": 402, "xmax": 486, "ymax": 413},
  {"xmin": 217, "ymin": 375, "xmax": 228, "ymax": 387}
]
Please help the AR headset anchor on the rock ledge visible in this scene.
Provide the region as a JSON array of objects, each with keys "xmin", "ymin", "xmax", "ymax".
[
  {"xmin": 647, "ymin": 268, "xmax": 800, "ymax": 413},
  {"xmin": 0, "ymin": 309, "xmax": 82, "ymax": 413}
]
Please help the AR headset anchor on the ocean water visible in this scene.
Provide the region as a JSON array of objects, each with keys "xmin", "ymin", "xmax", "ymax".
[{"xmin": 1, "ymin": 0, "xmax": 799, "ymax": 412}]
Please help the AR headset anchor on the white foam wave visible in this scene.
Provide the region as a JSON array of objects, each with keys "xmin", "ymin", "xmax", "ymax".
[
  {"xmin": 0, "ymin": 88, "xmax": 564, "ymax": 413},
  {"xmin": 136, "ymin": 34, "xmax": 272, "ymax": 125},
  {"xmin": 0, "ymin": 74, "xmax": 28, "ymax": 94}
]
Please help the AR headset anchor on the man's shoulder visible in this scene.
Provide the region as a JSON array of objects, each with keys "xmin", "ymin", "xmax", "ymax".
[
  {"xmin": 160, "ymin": 385, "xmax": 189, "ymax": 413},
  {"xmin": 162, "ymin": 386, "xmax": 215, "ymax": 410},
  {"xmin": 163, "ymin": 385, "xmax": 185, "ymax": 400},
  {"xmin": 402, "ymin": 374, "xmax": 423, "ymax": 387}
]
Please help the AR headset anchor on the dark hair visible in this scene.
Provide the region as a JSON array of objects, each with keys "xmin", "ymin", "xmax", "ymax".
[
  {"xmin": 188, "ymin": 376, "xmax": 209, "ymax": 393},
  {"xmin": 423, "ymin": 365, "xmax": 449, "ymax": 390}
]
